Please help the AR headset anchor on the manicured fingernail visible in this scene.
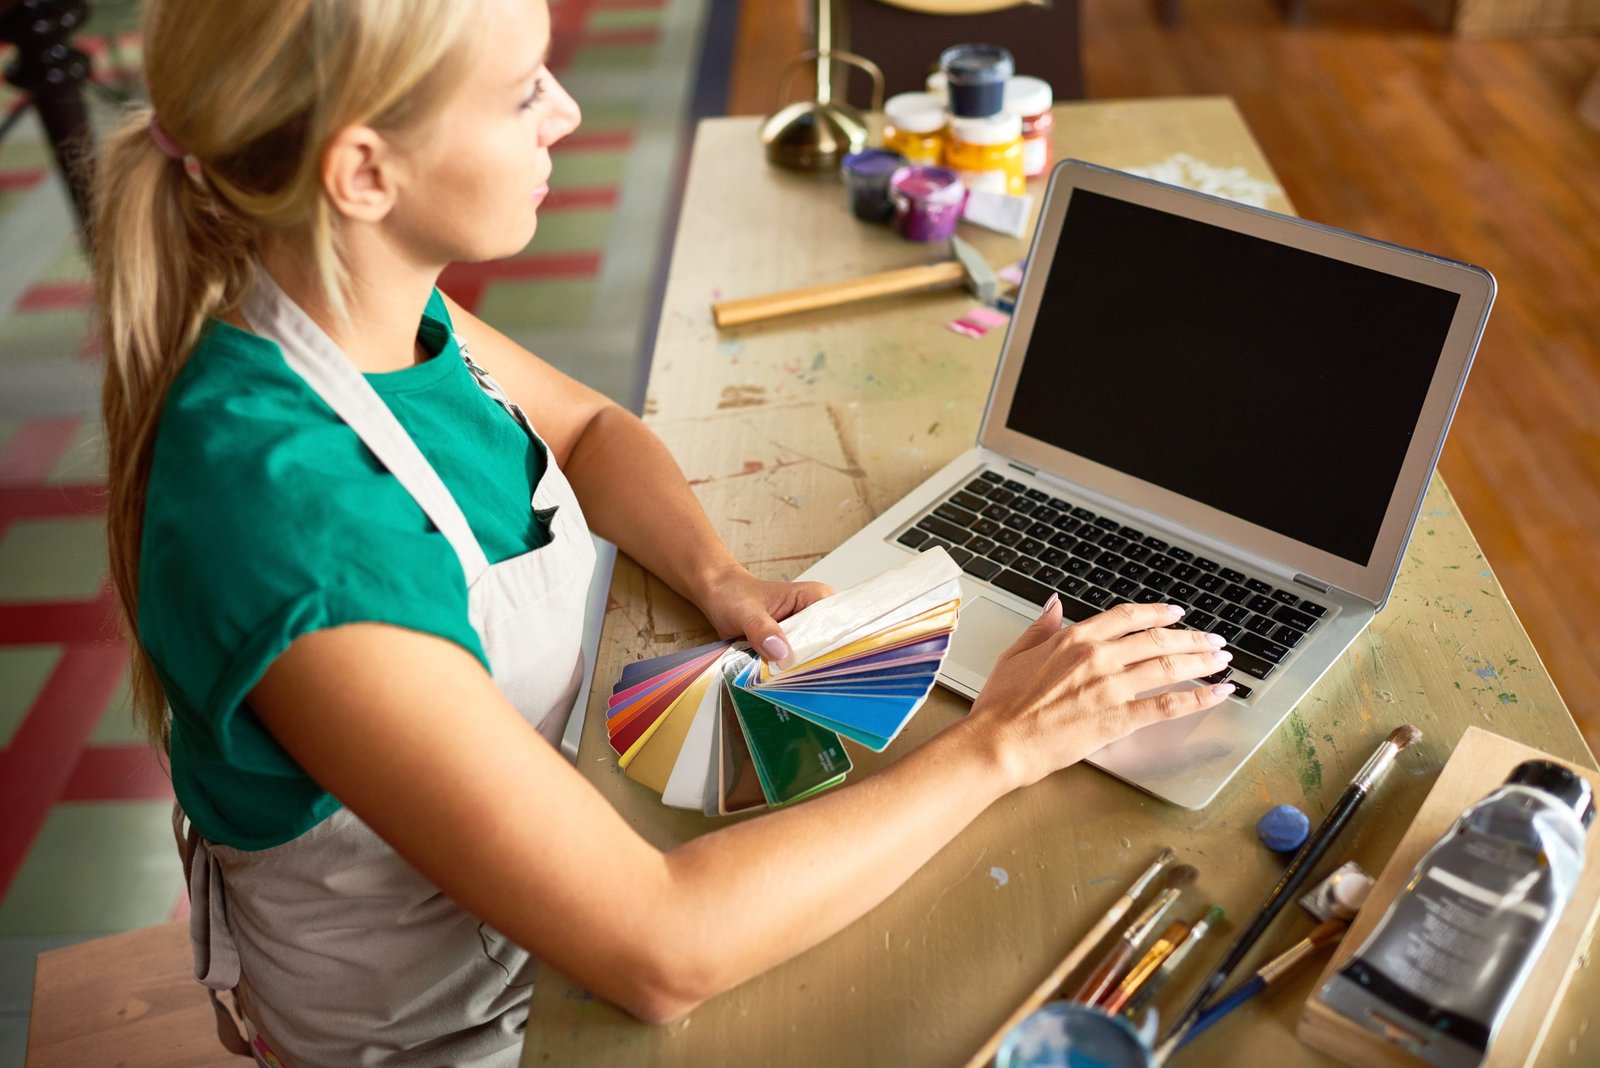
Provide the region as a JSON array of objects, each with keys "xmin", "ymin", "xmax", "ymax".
[
  {"xmin": 1165, "ymin": 604, "xmax": 1185, "ymax": 617},
  {"xmin": 1213, "ymin": 651, "xmax": 1233, "ymax": 665},
  {"xmin": 1043, "ymin": 592, "xmax": 1060, "ymax": 614},
  {"xmin": 761, "ymin": 635, "xmax": 790, "ymax": 661},
  {"xmin": 1212, "ymin": 683, "xmax": 1237, "ymax": 697},
  {"xmin": 1206, "ymin": 633, "xmax": 1226, "ymax": 648}
]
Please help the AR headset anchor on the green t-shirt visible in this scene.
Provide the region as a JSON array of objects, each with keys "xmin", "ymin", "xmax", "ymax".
[{"xmin": 141, "ymin": 290, "xmax": 549, "ymax": 850}]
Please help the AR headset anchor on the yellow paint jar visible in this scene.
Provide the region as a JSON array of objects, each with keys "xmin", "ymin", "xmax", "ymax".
[
  {"xmin": 882, "ymin": 92, "xmax": 947, "ymax": 167},
  {"xmin": 946, "ymin": 112, "xmax": 1026, "ymax": 198}
]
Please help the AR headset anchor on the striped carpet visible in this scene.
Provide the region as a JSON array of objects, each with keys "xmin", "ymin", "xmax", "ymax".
[{"xmin": 0, "ymin": 0, "xmax": 721, "ymax": 1053}]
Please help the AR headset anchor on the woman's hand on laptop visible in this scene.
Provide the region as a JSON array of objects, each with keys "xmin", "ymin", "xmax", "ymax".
[{"xmin": 966, "ymin": 599, "xmax": 1235, "ymax": 790}]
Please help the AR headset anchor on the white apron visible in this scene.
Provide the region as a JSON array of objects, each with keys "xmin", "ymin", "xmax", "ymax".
[{"xmin": 175, "ymin": 269, "xmax": 596, "ymax": 1067}]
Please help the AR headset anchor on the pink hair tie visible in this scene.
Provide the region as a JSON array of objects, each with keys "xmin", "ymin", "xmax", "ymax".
[{"xmin": 148, "ymin": 114, "xmax": 185, "ymax": 160}]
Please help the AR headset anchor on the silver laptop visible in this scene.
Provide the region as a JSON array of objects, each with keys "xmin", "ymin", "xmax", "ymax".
[{"xmin": 801, "ymin": 159, "xmax": 1495, "ymax": 809}]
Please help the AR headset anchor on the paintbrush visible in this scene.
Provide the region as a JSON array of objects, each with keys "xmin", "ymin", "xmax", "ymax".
[
  {"xmin": 1120, "ymin": 905, "xmax": 1225, "ymax": 1021},
  {"xmin": 1177, "ymin": 919, "xmax": 1348, "ymax": 1049},
  {"xmin": 1102, "ymin": 904, "xmax": 1223, "ymax": 1016},
  {"xmin": 1156, "ymin": 724, "xmax": 1422, "ymax": 1061},
  {"xmin": 962, "ymin": 847, "xmax": 1177, "ymax": 1068},
  {"xmin": 1068, "ymin": 865, "xmax": 1197, "ymax": 1005}
]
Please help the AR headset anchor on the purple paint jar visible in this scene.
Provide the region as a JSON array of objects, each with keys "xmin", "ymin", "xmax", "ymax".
[
  {"xmin": 888, "ymin": 166, "xmax": 966, "ymax": 243},
  {"xmin": 939, "ymin": 43, "xmax": 1014, "ymax": 119},
  {"xmin": 841, "ymin": 149, "xmax": 908, "ymax": 223}
]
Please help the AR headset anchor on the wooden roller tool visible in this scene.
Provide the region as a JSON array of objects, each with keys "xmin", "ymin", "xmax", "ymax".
[{"xmin": 711, "ymin": 235, "xmax": 998, "ymax": 328}]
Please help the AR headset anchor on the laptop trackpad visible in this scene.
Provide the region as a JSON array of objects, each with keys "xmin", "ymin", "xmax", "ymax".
[{"xmin": 949, "ymin": 596, "xmax": 1032, "ymax": 681}]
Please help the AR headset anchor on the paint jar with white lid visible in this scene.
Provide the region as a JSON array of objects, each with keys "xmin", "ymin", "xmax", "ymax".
[
  {"xmin": 946, "ymin": 112, "xmax": 1026, "ymax": 197},
  {"xmin": 882, "ymin": 92, "xmax": 947, "ymax": 167},
  {"xmin": 1005, "ymin": 75, "xmax": 1054, "ymax": 178}
]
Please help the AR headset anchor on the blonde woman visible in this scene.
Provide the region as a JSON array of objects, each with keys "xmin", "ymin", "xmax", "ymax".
[{"xmin": 95, "ymin": 0, "xmax": 1236, "ymax": 1063}]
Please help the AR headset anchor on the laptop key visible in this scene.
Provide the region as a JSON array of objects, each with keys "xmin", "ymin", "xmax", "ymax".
[
  {"xmin": 1111, "ymin": 577, "xmax": 1140, "ymax": 596},
  {"xmin": 1119, "ymin": 526, "xmax": 1145, "ymax": 540},
  {"xmin": 1226, "ymin": 647, "xmax": 1277, "ymax": 680},
  {"xmin": 1246, "ymin": 578, "xmax": 1273, "ymax": 595},
  {"xmin": 948, "ymin": 546, "xmax": 975, "ymax": 567},
  {"xmin": 995, "ymin": 529, "xmax": 1022, "ymax": 546},
  {"xmin": 964, "ymin": 479, "xmax": 994, "ymax": 497},
  {"xmin": 963, "ymin": 556, "xmax": 1003, "ymax": 581},
  {"xmin": 982, "ymin": 503, "xmax": 1011, "ymax": 521},
  {"xmin": 1271, "ymin": 605, "xmax": 1319, "ymax": 632},
  {"xmin": 917, "ymin": 515, "xmax": 972, "ymax": 543},
  {"xmin": 1041, "ymin": 548, "xmax": 1068, "ymax": 566},
  {"xmin": 1088, "ymin": 567, "xmax": 1116, "ymax": 586},
  {"xmin": 1058, "ymin": 576, "xmax": 1088, "ymax": 597},
  {"xmin": 1064, "ymin": 557, "xmax": 1091, "ymax": 575},
  {"xmin": 1053, "ymin": 516, "xmax": 1082, "ymax": 534},
  {"xmin": 922, "ymin": 537, "xmax": 953, "ymax": 554},
  {"xmin": 1033, "ymin": 506, "xmax": 1060, "ymax": 525},
  {"xmin": 1145, "ymin": 573, "xmax": 1174, "ymax": 592},
  {"xmin": 1025, "ymin": 488, "xmax": 1049, "ymax": 502},
  {"xmin": 1048, "ymin": 532, "xmax": 1077, "ymax": 550},
  {"xmin": 950, "ymin": 491, "xmax": 988, "ymax": 512},
  {"xmin": 1069, "ymin": 541, "xmax": 1099, "ymax": 559},
  {"xmin": 989, "ymin": 546, "xmax": 1020, "ymax": 567},
  {"xmin": 1014, "ymin": 558, "xmax": 1042, "ymax": 576},
  {"xmin": 1195, "ymin": 593, "xmax": 1224, "ymax": 613},
  {"xmin": 1234, "ymin": 633, "xmax": 1289, "ymax": 665},
  {"xmin": 1219, "ymin": 567, "xmax": 1247, "ymax": 583},
  {"xmin": 935, "ymin": 503, "xmax": 979, "ymax": 527},
  {"xmin": 1082, "ymin": 586, "xmax": 1113, "ymax": 607},
  {"xmin": 1271, "ymin": 589, "xmax": 1301, "ymax": 607},
  {"xmin": 1119, "ymin": 562, "xmax": 1149, "ymax": 581},
  {"xmin": 1213, "ymin": 621, "xmax": 1243, "ymax": 642},
  {"xmin": 1222, "ymin": 583, "xmax": 1251, "ymax": 604},
  {"xmin": 1298, "ymin": 600, "xmax": 1328, "ymax": 618},
  {"xmin": 1193, "ymin": 557, "xmax": 1219, "ymax": 572},
  {"xmin": 897, "ymin": 528, "xmax": 929, "ymax": 549},
  {"xmin": 1197, "ymin": 574, "xmax": 1225, "ymax": 592},
  {"xmin": 1049, "ymin": 497, "xmax": 1072, "ymax": 511},
  {"xmin": 980, "ymin": 471, "xmax": 1004, "ymax": 483},
  {"xmin": 1095, "ymin": 517, "xmax": 1121, "ymax": 531},
  {"xmin": 1027, "ymin": 522, "xmax": 1055, "ymax": 539},
  {"xmin": 1018, "ymin": 538, "xmax": 1046, "ymax": 556},
  {"xmin": 967, "ymin": 537, "xmax": 997, "ymax": 556},
  {"xmin": 1036, "ymin": 566, "xmax": 1066, "ymax": 586},
  {"xmin": 1004, "ymin": 513, "xmax": 1032, "ymax": 531},
  {"xmin": 1220, "ymin": 604, "xmax": 1250, "ymax": 624},
  {"xmin": 1185, "ymin": 610, "xmax": 1217, "ymax": 631},
  {"xmin": 1202, "ymin": 668, "xmax": 1233, "ymax": 685},
  {"xmin": 1168, "ymin": 547, "xmax": 1194, "ymax": 562},
  {"xmin": 1171, "ymin": 563, "xmax": 1200, "ymax": 582},
  {"xmin": 1096, "ymin": 550, "xmax": 1123, "ymax": 568},
  {"xmin": 1003, "ymin": 479, "xmax": 1027, "ymax": 492},
  {"xmin": 1143, "ymin": 536, "xmax": 1169, "ymax": 551},
  {"xmin": 1231, "ymin": 683, "xmax": 1253, "ymax": 699},
  {"xmin": 1010, "ymin": 499, "xmax": 1038, "ymax": 518},
  {"xmin": 1134, "ymin": 588, "xmax": 1163, "ymax": 604},
  {"xmin": 1076, "ymin": 526, "xmax": 1105, "ymax": 545},
  {"xmin": 1273, "ymin": 624, "xmax": 1304, "ymax": 648},
  {"xmin": 1169, "ymin": 582, "xmax": 1198, "ymax": 601},
  {"xmin": 994, "ymin": 569, "xmax": 1057, "ymax": 606},
  {"xmin": 988, "ymin": 488, "xmax": 1016, "ymax": 506},
  {"xmin": 1245, "ymin": 613, "xmax": 1278, "ymax": 636},
  {"xmin": 1072, "ymin": 507, "xmax": 1097, "ymax": 521},
  {"xmin": 1247, "ymin": 594, "xmax": 1277, "ymax": 615},
  {"xmin": 1100, "ymin": 534, "xmax": 1129, "ymax": 554},
  {"xmin": 1123, "ymin": 544, "xmax": 1152, "ymax": 563}
]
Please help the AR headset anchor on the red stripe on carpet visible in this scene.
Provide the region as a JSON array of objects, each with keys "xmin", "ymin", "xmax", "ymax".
[
  {"xmin": 62, "ymin": 744, "xmax": 174, "ymax": 803},
  {"xmin": 0, "ymin": 482, "xmax": 106, "ymax": 521},
  {"xmin": 0, "ymin": 641, "xmax": 130, "ymax": 897},
  {"xmin": 16, "ymin": 280, "xmax": 93, "ymax": 312},
  {"xmin": 0, "ymin": 168, "xmax": 44, "ymax": 192},
  {"xmin": 594, "ymin": 0, "xmax": 666, "ymax": 8},
  {"xmin": 581, "ymin": 27, "xmax": 661, "ymax": 49},
  {"xmin": 0, "ymin": 585, "xmax": 121, "ymax": 646},
  {"xmin": 0, "ymin": 417, "xmax": 81, "ymax": 484},
  {"xmin": 554, "ymin": 129, "xmax": 635, "ymax": 153},
  {"xmin": 542, "ymin": 185, "xmax": 619, "ymax": 211},
  {"xmin": 438, "ymin": 251, "xmax": 603, "ymax": 312}
]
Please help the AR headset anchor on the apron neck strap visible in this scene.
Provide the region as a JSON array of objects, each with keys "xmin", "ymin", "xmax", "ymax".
[{"xmin": 241, "ymin": 268, "xmax": 492, "ymax": 583}]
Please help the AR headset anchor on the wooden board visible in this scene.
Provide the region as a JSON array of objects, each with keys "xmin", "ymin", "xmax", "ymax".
[
  {"xmin": 26, "ymin": 921, "xmax": 236, "ymax": 1068},
  {"xmin": 1299, "ymin": 727, "xmax": 1600, "ymax": 1067}
]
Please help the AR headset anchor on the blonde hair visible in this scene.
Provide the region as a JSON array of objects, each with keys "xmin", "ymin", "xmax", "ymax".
[{"xmin": 95, "ymin": 0, "xmax": 480, "ymax": 745}]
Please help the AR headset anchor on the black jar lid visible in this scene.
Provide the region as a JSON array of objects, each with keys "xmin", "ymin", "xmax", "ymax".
[{"xmin": 1505, "ymin": 759, "xmax": 1596, "ymax": 828}]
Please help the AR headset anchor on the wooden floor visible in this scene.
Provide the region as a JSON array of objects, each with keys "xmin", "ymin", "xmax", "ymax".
[{"xmin": 726, "ymin": 0, "xmax": 1600, "ymax": 753}]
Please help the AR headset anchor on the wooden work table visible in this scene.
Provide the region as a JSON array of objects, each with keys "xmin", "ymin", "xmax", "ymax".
[{"xmin": 522, "ymin": 98, "xmax": 1598, "ymax": 1067}]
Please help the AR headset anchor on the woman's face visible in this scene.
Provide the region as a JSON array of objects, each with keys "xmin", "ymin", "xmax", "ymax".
[{"xmin": 386, "ymin": 0, "xmax": 580, "ymax": 266}]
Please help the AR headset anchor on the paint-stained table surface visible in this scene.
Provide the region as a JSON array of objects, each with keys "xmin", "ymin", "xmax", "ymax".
[{"xmin": 522, "ymin": 98, "xmax": 1598, "ymax": 1067}]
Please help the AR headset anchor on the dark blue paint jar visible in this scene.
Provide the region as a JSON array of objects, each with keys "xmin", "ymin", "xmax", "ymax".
[
  {"xmin": 939, "ymin": 43, "xmax": 1014, "ymax": 119},
  {"xmin": 841, "ymin": 149, "xmax": 909, "ymax": 223}
]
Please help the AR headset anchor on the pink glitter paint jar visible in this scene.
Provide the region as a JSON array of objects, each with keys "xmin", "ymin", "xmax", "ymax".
[{"xmin": 888, "ymin": 166, "xmax": 966, "ymax": 243}]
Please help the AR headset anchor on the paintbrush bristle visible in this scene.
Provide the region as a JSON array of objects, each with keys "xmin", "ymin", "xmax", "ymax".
[
  {"xmin": 1165, "ymin": 864, "xmax": 1199, "ymax": 889},
  {"xmin": 1307, "ymin": 919, "xmax": 1348, "ymax": 947},
  {"xmin": 1156, "ymin": 846, "xmax": 1177, "ymax": 866},
  {"xmin": 1387, "ymin": 724, "xmax": 1423, "ymax": 750}
]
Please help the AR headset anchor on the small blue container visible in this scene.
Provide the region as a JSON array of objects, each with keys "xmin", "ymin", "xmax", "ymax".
[
  {"xmin": 939, "ymin": 43, "xmax": 1015, "ymax": 119},
  {"xmin": 997, "ymin": 1003, "xmax": 1154, "ymax": 1068},
  {"xmin": 841, "ymin": 149, "xmax": 908, "ymax": 223}
]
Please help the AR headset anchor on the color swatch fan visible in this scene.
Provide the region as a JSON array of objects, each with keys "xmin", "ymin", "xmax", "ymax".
[{"xmin": 605, "ymin": 548, "xmax": 963, "ymax": 813}]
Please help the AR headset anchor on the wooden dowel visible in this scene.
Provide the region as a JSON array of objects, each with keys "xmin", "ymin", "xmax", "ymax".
[{"xmin": 711, "ymin": 260, "xmax": 967, "ymax": 327}]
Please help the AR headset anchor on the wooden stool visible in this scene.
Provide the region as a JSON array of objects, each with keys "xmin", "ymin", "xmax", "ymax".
[{"xmin": 26, "ymin": 921, "xmax": 244, "ymax": 1067}]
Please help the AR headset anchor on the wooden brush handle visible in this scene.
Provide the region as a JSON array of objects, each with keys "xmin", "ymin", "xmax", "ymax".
[
  {"xmin": 961, "ymin": 900, "xmax": 1131, "ymax": 1068},
  {"xmin": 711, "ymin": 260, "xmax": 966, "ymax": 327}
]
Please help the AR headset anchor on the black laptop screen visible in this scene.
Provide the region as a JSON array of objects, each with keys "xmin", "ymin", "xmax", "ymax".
[{"xmin": 1004, "ymin": 188, "xmax": 1461, "ymax": 566}]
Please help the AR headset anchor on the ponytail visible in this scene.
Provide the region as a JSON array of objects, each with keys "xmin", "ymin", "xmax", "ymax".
[{"xmin": 93, "ymin": 113, "xmax": 252, "ymax": 747}]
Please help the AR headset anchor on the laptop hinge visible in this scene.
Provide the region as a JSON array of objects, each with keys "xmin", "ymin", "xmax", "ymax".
[
  {"xmin": 1006, "ymin": 461, "xmax": 1038, "ymax": 477},
  {"xmin": 1293, "ymin": 573, "xmax": 1334, "ymax": 594}
]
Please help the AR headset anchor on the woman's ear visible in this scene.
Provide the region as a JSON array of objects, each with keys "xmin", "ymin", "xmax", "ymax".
[{"xmin": 321, "ymin": 125, "xmax": 396, "ymax": 223}]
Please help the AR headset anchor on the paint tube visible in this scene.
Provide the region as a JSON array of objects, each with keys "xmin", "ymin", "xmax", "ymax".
[{"xmin": 1317, "ymin": 759, "xmax": 1594, "ymax": 1067}]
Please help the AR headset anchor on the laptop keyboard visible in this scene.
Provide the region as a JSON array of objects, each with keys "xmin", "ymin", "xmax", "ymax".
[{"xmin": 894, "ymin": 470, "xmax": 1330, "ymax": 699}]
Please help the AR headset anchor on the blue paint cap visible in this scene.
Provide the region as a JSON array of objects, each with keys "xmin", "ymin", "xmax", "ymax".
[{"xmin": 1256, "ymin": 804, "xmax": 1311, "ymax": 852}]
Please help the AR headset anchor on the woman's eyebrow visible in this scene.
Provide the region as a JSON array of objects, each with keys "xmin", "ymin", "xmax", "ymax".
[{"xmin": 512, "ymin": 45, "xmax": 551, "ymax": 87}]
